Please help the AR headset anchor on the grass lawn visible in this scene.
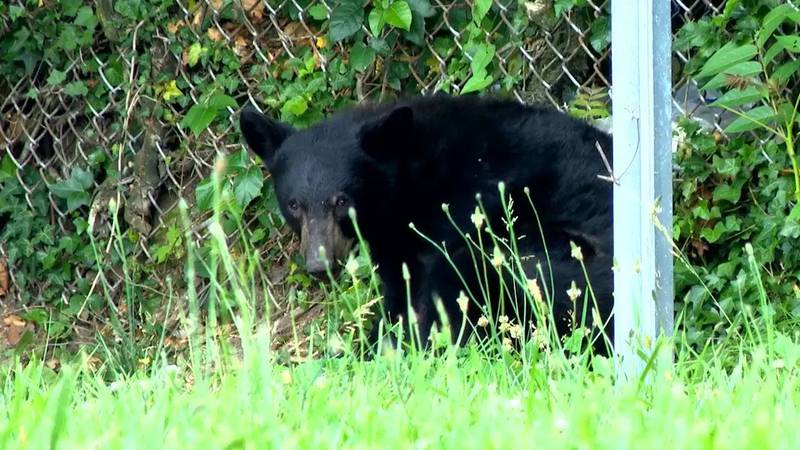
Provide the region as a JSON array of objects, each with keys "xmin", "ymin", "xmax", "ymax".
[
  {"xmin": 3, "ymin": 331, "xmax": 800, "ymax": 449},
  {"xmin": 3, "ymin": 200, "xmax": 800, "ymax": 449}
]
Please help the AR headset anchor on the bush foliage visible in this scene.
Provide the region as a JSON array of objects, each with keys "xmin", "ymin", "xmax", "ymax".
[{"xmin": 0, "ymin": 0, "xmax": 798, "ymax": 357}]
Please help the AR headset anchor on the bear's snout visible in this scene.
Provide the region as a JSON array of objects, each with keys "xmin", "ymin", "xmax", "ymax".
[{"xmin": 300, "ymin": 215, "xmax": 353, "ymax": 279}]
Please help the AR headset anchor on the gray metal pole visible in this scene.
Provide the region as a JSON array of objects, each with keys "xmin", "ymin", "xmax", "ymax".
[{"xmin": 611, "ymin": 0, "xmax": 674, "ymax": 378}]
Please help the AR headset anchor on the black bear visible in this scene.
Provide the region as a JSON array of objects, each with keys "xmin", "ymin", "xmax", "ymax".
[{"xmin": 240, "ymin": 94, "xmax": 613, "ymax": 354}]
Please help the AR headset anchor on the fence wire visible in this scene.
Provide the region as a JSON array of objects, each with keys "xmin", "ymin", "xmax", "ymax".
[{"xmin": 0, "ymin": 0, "xmax": 722, "ymax": 313}]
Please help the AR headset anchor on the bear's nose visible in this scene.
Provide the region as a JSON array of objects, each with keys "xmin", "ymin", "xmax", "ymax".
[{"xmin": 306, "ymin": 259, "xmax": 329, "ymax": 279}]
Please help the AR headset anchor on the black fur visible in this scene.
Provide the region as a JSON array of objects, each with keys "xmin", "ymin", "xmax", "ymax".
[{"xmin": 240, "ymin": 94, "xmax": 614, "ymax": 354}]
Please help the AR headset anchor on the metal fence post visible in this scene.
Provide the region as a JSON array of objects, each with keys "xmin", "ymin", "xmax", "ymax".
[{"xmin": 611, "ymin": 0, "xmax": 674, "ymax": 378}]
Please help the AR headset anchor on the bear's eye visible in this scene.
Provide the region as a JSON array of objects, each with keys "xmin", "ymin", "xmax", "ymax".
[
  {"xmin": 288, "ymin": 200, "xmax": 300, "ymax": 211},
  {"xmin": 335, "ymin": 197, "xmax": 348, "ymax": 208}
]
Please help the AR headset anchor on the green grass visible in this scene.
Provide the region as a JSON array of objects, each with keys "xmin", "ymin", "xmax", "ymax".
[
  {"xmin": 3, "ymin": 159, "xmax": 800, "ymax": 449},
  {"xmin": 2, "ymin": 336, "xmax": 800, "ymax": 449}
]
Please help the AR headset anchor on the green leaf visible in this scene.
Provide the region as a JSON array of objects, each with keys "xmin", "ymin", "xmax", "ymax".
[
  {"xmin": 780, "ymin": 204, "xmax": 800, "ymax": 239},
  {"xmin": 773, "ymin": 60, "xmax": 800, "ymax": 86},
  {"xmin": 195, "ymin": 177, "xmax": 215, "ymax": 212},
  {"xmin": 47, "ymin": 70, "xmax": 67, "ymax": 86},
  {"xmin": 461, "ymin": 44, "xmax": 496, "ymax": 94},
  {"xmin": 307, "ymin": 4, "xmax": 329, "ymax": 21},
  {"xmin": 180, "ymin": 104, "xmax": 217, "ymax": 136},
  {"xmin": 283, "ymin": 96, "xmax": 309, "ymax": 116},
  {"xmin": 187, "ymin": 43, "xmax": 206, "ymax": 67},
  {"xmin": 9, "ymin": 5, "xmax": 24, "ymax": 21},
  {"xmin": 696, "ymin": 42, "xmax": 757, "ymax": 80},
  {"xmin": 61, "ymin": 0, "xmax": 82, "ymax": 16},
  {"xmin": 472, "ymin": 0, "xmax": 491, "ymax": 24},
  {"xmin": 700, "ymin": 222, "xmax": 727, "ymax": 243},
  {"xmin": 757, "ymin": 4, "xmax": 800, "ymax": 48},
  {"xmin": 350, "ymin": 42, "xmax": 376, "ymax": 72},
  {"xmin": 402, "ymin": 10, "xmax": 426, "ymax": 46},
  {"xmin": 385, "ymin": 1, "xmax": 413, "ymax": 31},
  {"xmin": 763, "ymin": 40, "xmax": 788, "ymax": 66},
  {"xmin": 208, "ymin": 94, "xmax": 237, "ymax": 110},
  {"xmin": 234, "ymin": 165, "xmax": 264, "ymax": 208},
  {"xmin": 461, "ymin": 73, "xmax": 493, "ymax": 94},
  {"xmin": 723, "ymin": 105, "xmax": 777, "ymax": 133},
  {"xmin": 406, "ymin": 0, "xmax": 434, "ymax": 17},
  {"xmin": 50, "ymin": 167, "xmax": 93, "ymax": 212},
  {"xmin": 368, "ymin": 9, "xmax": 384, "ymax": 36},
  {"xmin": 74, "ymin": 6, "xmax": 98, "ymax": 29},
  {"xmin": 59, "ymin": 25, "xmax": 79, "ymax": 51},
  {"xmin": 710, "ymin": 85, "xmax": 767, "ymax": 109},
  {"xmin": 700, "ymin": 61, "xmax": 762, "ymax": 91},
  {"xmin": 589, "ymin": 16, "xmax": 610, "ymax": 52},
  {"xmin": 554, "ymin": 0, "xmax": 584, "ymax": 18},
  {"xmin": 330, "ymin": 0, "xmax": 364, "ymax": 42},
  {"xmin": 712, "ymin": 180, "xmax": 744, "ymax": 203},
  {"xmin": 776, "ymin": 36, "xmax": 800, "ymax": 53},
  {"xmin": 469, "ymin": 44, "xmax": 495, "ymax": 72},
  {"xmin": 161, "ymin": 80, "xmax": 183, "ymax": 101},
  {"xmin": 0, "ymin": 155, "xmax": 17, "ymax": 182},
  {"xmin": 64, "ymin": 81, "xmax": 88, "ymax": 97},
  {"xmin": 369, "ymin": 36, "xmax": 391, "ymax": 55}
]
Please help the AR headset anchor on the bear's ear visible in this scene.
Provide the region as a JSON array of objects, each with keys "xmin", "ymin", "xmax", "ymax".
[
  {"xmin": 359, "ymin": 106, "xmax": 414, "ymax": 159},
  {"xmin": 239, "ymin": 106, "xmax": 294, "ymax": 168}
]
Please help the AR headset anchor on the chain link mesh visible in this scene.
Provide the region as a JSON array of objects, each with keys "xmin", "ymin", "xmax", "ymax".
[{"xmin": 0, "ymin": 0, "xmax": 720, "ymax": 315}]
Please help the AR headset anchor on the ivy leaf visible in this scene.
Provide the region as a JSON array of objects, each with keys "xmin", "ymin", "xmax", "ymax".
[
  {"xmin": 195, "ymin": 176, "xmax": 215, "ymax": 212},
  {"xmin": 472, "ymin": 0, "xmax": 491, "ymax": 24},
  {"xmin": 470, "ymin": 43, "xmax": 495, "ymax": 72},
  {"xmin": 461, "ymin": 73, "xmax": 493, "ymax": 94},
  {"xmin": 0, "ymin": 155, "xmax": 17, "ymax": 182},
  {"xmin": 180, "ymin": 95, "xmax": 235, "ymax": 136},
  {"xmin": 64, "ymin": 81, "xmax": 88, "ymax": 97},
  {"xmin": 461, "ymin": 44, "xmax": 495, "ymax": 94},
  {"xmin": 402, "ymin": 1, "xmax": 431, "ymax": 46},
  {"xmin": 208, "ymin": 94, "xmax": 237, "ymax": 110},
  {"xmin": 50, "ymin": 167, "xmax": 93, "ymax": 211},
  {"xmin": 161, "ymin": 80, "xmax": 183, "ymax": 101},
  {"xmin": 61, "ymin": 0, "xmax": 82, "ymax": 16},
  {"xmin": 181, "ymin": 104, "xmax": 217, "ymax": 136},
  {"xmin": 75, "ymin": 6, "xmax": 98, "ymax": 29},
  {"xmin": 407, "ymin": 0, "xmax": 434, "ymax": 17},
  {"xmin": 368, "ymin": 9, "xmax": 384, "ymax": 36},
  {"xmin": 59, "ymin": 25, "xmax": 79, "ymax": 51},
  {"xmin": 589, "ymin": 16, "xmax": 610, "ymax": 52},
  {"xmin": 234, "ymin": 165, "xmax": 264, "ymax": 208},
  {"xmin": 187, "ymin": 43, "xmax": 206, "ymax": 67},
  {"xmin": 554, "ymin": 0, "xmax": 585, "ymax": 18},
  {"xmin": 307, "ymin": 4, "xmax": 329, "ymax": 21},
  {"xmin": 780, "ymin": 204, "xmax": 800, "ymax": 239},
  {"xmin": 9, "ymin": 5, "xmax": 24, "ymax": 21},
  {"xmin": 712, "ymin": 179, "xmax": 744, "ymax": 203},
  {"xmin": 350, "ymin": 42, "xmax": 376, "ymax": 72},
  {"xmin": 47, "ymin": 70, "xmax": 66, "ymax": 86},
  {"xmin": 283, "ymin": 96, "xmax": 309, "ymax": 116},
  {"xmin": 385, "ymin": 1, "xmax": 413, "ymax": 31},
  {"xmin": 330, "ymin": 0, "xmax": 364, "ymax": 42}
]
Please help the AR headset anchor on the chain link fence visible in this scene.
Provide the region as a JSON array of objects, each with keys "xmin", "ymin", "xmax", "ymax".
[{"xmin": 0, "ymin": 0, "xmax": 722, "ymax": 346}]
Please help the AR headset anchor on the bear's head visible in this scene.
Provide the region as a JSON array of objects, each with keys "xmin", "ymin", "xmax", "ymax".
[{"xmin": 239, "ymin": 104, "xmax": 415, "ymax": 278}]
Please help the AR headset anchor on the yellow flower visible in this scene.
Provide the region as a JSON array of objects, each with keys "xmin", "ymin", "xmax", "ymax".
[
  {"xmin": 566, "ymin": 281, "xmax": 582, "ymax": 301},
  {"xmin": 456, "ymin": 291, "xmax": 469, "ymax": 313}
]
